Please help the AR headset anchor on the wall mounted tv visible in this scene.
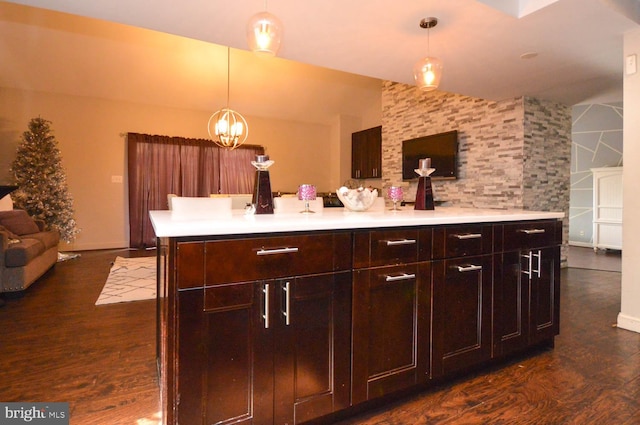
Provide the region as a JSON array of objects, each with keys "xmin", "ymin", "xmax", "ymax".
[{"xmin": 402, "ymin": 130, "xmax": 458, "ymax": 180}]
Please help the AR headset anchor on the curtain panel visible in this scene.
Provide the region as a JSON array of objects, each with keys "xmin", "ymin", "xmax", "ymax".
[{"xmin": 127, "ymin": 133, "xmax": 264, "ymax": 248}]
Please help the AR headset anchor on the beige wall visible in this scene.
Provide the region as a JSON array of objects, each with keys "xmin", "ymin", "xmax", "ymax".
[
  {"xmin": 619, "ymin": 28, "xmax": 640, "ymax": 333},
  {"xmin": 0, "ymin": 86, "xmax": 380, "ymax": 250}
]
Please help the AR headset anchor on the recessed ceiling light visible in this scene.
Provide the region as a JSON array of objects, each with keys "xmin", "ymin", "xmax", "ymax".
[{"xmin": 520, "ymin": 52, "xmax": 538, "ymax": 60}]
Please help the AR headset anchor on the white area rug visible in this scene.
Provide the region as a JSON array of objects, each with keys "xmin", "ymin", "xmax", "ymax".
[{"xmin": 95, "ymin": 256, "xmax": 156, "ymax": 305}]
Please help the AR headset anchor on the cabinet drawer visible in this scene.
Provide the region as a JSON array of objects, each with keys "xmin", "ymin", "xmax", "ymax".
[
  {"xmin": 354, "ymin": 228, "xmax": 431, "ymax": 268},
  {"xmin": 502, "ymin": 220, "xmax": 560, "ymax": 251},
  {"xmin": 432, "ymin": 225, "xmax": 492, "ymax": 260},
  {"xmin": 204, "ymin": 232, "xmax": 351, "ymax": 285}
]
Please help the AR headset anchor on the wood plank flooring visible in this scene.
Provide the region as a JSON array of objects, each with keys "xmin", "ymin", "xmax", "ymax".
[{"xmin": 1, "ymin": 249, "xmax": 639, "ymax": 424}]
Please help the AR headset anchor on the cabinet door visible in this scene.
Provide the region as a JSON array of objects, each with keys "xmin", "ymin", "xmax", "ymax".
[
  {"xmin": 494, "ymin": 245, "xmax": 560, "ymax": 357},
  {"xmin": 529, "ymin": 246, "xmax": 560, "ymax": 344},
  {"xmin": 197, "ymin": 282, "xmax": 273, "ymax": 425},
  {"xmin": 351, "ymin": 126, "xmax": 382, "ymax": 179},
  {"xmin": 352, "ymin": 263, "xmax": 431, "ymax": 404},
  {"xmin": 493, "ymin": 251, "xmax": 530, "ymax": 357},
  {"xmin": 274, "ymin": 272, "xmax": 352, "ymax": 425},
  {"xmin": 432, "ymin": 256, "xmax": 492, "ymax": 377}
]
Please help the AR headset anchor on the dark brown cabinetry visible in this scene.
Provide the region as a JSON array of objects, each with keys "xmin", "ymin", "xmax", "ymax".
[
  {"xmin": 351, "ymin": 229, "xmax": 432, "ymax": 404},
  {"xmin": 162, "ymin": 233, "xmax": 352, "ymax": 425},
  {"xmin": 159, "ymin": 219, "xmax": 562, "ymax": 425},
  {"xmin": 493, "ymin": 220, "xmax": 562, "ymax": 358},
  {"xmin": 351, "ymin": 126, "xmax": 382, "ymax": 179},
  {"xmin": 431, "ymin": 225, "xmax": 493, "ymax": 377}
]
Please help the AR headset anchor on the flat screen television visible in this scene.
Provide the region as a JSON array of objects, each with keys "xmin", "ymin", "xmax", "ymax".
[{"xmin": 402, "ymin": 130, "xmax": 458, "ymax": 180}]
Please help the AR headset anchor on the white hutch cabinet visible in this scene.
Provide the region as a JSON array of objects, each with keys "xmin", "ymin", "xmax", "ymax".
[{"xmin": 591, "ymin": 167, "xmax": 623, "ymax": 251}]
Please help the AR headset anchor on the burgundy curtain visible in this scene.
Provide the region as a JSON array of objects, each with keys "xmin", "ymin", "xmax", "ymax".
[{"xmin": 127, "ymin": 133, "xmax": 263, "ymax": 248}]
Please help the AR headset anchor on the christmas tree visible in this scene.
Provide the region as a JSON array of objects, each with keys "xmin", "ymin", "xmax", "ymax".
[{"xmin": 10, "ymin": 117, "xmax": 79, "ymax": 243}]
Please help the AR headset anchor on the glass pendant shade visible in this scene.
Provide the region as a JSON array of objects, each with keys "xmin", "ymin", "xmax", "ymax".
[
  {"xmin": 413, "ymin": 56, "xmax": 443, "ymax": 91},
  {"xmin": 208, "ymin": 108, "xmax": 249, "ymax": 150},
  {"xmin": 247, "ymin": 11, "xmax": 283, "ymax": 57}
]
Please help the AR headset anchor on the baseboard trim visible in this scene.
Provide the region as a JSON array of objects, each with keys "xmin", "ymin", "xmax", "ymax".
[
  {"xmin": 617, "ymin": 313, "xmax": 640, "ymax": 334},
  {"xmin": 59, "ymin": 241, "xmax": 129, "ymax": 251},
  {"xmin": 568, "ymin": 241, "xmax": 593, "ymax": 248}
]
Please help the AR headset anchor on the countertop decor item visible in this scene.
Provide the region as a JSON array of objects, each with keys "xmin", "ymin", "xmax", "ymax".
[
  {"xmin": 387, "ymin": 186, "xmax": 403, "ymax": 211},
  {"xmin": 251, "ymin": 155, "xmax": 274, "ymax": 214},
  {"xmin": 298, "ymin": 184, "xmax": 317, "ymax": 214},
  {"xmin": 415, "ymin": 158, "xmax": 435, "ymax": 210},
  {"xmin": 337, "ymin": 186, "xmax": 378, "ymax": 212}
]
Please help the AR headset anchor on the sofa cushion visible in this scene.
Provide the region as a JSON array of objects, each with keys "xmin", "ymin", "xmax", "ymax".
[
  {"xmin": 4, "ymin": 238, "xmax": 45, "ymax": 267},
  {"xmin": 0, "ymin": 210, "xmax": 40, "ymax": 236},
  {"xmin": 0, "ymin": 224, "xmax": 20, "ymax": 240},
  {"xmin": 27, "ymin": 230, "xmax": 60, "ymax": 250}
]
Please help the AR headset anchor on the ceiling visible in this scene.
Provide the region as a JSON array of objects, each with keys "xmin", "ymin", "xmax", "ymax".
[{"xmin": 2, "ymin": 0, "xmax": 640, "ymax": 124}]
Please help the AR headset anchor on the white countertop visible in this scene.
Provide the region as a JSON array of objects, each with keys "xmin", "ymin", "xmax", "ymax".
[{"xmin": 149, "ymin": 206, "xmax": 564, "ymax": 238}]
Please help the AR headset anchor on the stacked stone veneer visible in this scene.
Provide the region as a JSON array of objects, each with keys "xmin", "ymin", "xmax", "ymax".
[{"xmin": 381, "ymin": 81, "xmax": 571, "ymax": 261}]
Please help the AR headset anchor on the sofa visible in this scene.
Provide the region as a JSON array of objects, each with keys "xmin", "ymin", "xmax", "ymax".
[{"xmin": 0, "ymin": 209, "xmax": 60, "ymax": 293}]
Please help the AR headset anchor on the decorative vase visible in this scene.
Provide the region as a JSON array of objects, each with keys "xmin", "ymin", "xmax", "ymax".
[
  {"xmin": 251, "ymin": 155, "xmax": 274, "ymax": 214},
  {"xmin": 414, "ymin": 158, "xmax": 435, "ymax": 211}
]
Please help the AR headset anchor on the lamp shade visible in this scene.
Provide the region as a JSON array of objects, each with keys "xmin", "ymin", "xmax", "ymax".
[
  {"xmin": 413, "ymin": 56, "xmax": 443, "ymax": 91},
  {"xmin": 247, "ymin": 11, "xmax": 283, "ymax": 57}
]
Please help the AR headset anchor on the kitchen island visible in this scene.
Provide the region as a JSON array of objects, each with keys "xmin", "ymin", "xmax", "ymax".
[{"xmin": 151, "ymin": 207, "xmax": 563, "ymax": 425}]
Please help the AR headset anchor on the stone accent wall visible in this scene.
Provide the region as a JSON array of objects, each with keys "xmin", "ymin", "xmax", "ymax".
[
  {"xmin": 381, "ymin": 81, "xmax": 571, "ymax": 262},
  {"xmin": 382, "ymin": 81, "xmax": 526, "ymax": 208},
  {"xmin": 522, "ymin": 97, "xmax": 572, "ymax": 254}
]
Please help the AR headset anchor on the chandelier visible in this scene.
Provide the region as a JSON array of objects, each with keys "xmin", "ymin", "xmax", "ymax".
[{"xmin": 208, "ymin": 47, "xmax": 248, "ymax": 149}]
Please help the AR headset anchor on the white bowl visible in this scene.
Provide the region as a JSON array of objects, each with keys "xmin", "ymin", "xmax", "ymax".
[{"xmin": 336, "ymin": 186, "xmax": 378, "ymax": 211}]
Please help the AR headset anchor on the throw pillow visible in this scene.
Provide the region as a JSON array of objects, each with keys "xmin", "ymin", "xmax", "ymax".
[
  {"xmin": 0, "ymin": 210, "xmax": 40, "ymax": 235},
  {"xmin": 0, "ymin": 194, "xmax": 12, "ymax": 211},
  {"xmin": 0, "ymin": 224, "xmax": 20, "ymax": 240}
]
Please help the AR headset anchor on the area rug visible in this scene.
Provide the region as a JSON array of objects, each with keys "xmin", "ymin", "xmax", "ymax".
[{"xmin": 95, "ymin": 256, "xmax": 156, "ymax": 305}]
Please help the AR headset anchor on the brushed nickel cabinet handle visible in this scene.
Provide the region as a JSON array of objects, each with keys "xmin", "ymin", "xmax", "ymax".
[
  {"xmin": 455, "ymin": 264, "xmax": 483, "ymax": 273},
  {"xmin": 263, "ymin": 283, "xmax": 270, "ymax": 329},
  {"xmin": 385, "ymin": 273, "xmax": 416, "ymax": 282},
  {"xmin": 521, "ymin": 253, "xmax": 533, "ymax": 277},
  {"xmin": 386, "ymin": 239, "xmax": 417, "ymax": 246},
  {"xmin": 282, "ymin": 281, "xmax": 291, "ymax": 326},
  {"xmin": 452, "ymin": 233, "xmax": 482, "ymax": 240},
  {"xmin": 532, "ymin": 250, "xmax": 542, "ymax": 278},
  {"xmin": 518, "ymin": 229, "xmax": 545, "ymax": 235},
  {"xmin": 257, "ymin": 247, "xmax": 299, "ymax": 256}
]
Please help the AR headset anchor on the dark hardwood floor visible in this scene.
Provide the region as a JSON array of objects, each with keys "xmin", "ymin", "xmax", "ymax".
[{"xmin": 1, "ymin": 248, "xmax": 638, "ymax": 424}]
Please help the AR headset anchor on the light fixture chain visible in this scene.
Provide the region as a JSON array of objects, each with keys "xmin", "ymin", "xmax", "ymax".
[{"xmin": 226, "ymin": 47, "xmax": 230, "ymax": 110}]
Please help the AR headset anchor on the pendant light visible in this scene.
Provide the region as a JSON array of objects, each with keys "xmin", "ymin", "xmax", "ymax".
[
  {"xmin": 246, "ymin": 0, "xmax": 283, "ymax": 57},
  {"xmin": 413, "ymin": 17, "xmax": 443, "ymax": 91},
  {"xmin": 208, "ymin": 47, "xmax": 248, "ymax": 150}
]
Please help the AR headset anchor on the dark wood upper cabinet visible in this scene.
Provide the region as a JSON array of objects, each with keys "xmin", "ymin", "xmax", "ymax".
[{"xmin": 352, "ymin": 126, "xmax": 382, "ymax": 179}]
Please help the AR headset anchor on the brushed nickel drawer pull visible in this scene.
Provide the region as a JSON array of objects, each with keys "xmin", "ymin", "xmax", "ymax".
[
  {"xmin": 386, "ymin": 239, "xmax": 417, "ymax": 246},
  {"xmin": 518, "ymin": 229, "xmax": 546, "ymax": 235},
  {"xmin": 256, "ymin": 247, "xmax": 299, "ymax": 256},
  {"xmin": 455, "ymin": 264, "xmax": 483, "ymax": 273},
  {"xmin": 452, "ymin": 233, "xmax": 482, "ymax": 240},
  {"xmin": 385, "ymin": 273, "xmax": 416, "ymax": 282}
]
